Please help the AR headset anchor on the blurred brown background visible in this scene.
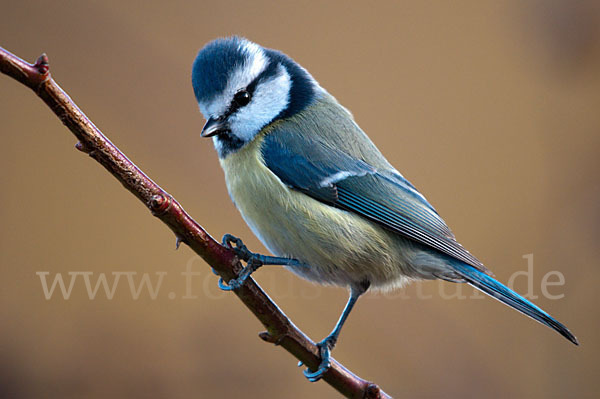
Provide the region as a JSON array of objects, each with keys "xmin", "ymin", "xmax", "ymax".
[{"xmin": 1, "ymin": 1, "xmax": 599, "ymax": 398}]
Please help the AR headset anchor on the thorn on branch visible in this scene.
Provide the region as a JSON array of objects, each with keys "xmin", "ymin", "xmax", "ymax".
[
  {"xmin": 258, "ymin": 330, "xmax": 283, "ymax": 345},
  {"xmin": 75, "ymin": 141, "xmax": 92, "ymax": 153}
]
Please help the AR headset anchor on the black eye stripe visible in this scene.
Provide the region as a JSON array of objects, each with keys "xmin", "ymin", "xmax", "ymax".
[
  {"xmin": 245, "ymin": 75, "xmax": 261, "ymax": 93},
  {"xmin": 221, "ymin": 90, "xmax": 249, "ymax": 118}
]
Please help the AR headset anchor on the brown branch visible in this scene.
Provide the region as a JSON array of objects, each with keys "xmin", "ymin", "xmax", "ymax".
[{"xmin": 0, "ymin": 46, "xmax": 392, "ymax": 399}]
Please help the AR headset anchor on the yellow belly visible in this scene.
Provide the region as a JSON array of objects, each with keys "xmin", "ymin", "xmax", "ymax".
[{"xmin": 219, "ymin": 133, "xmax": 413, "ymax": 289}]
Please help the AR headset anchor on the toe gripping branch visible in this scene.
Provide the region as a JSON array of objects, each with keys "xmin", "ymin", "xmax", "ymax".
[
  {"xmin": 216, "ymin": 234, "xmax": 262, "ymax": 291},
  {"xmin": 302, "ymin": 336, "xmax": 337, "ymax": 382},
  {"xmin": 215, "ymin": 233, "xmax": 305, "ymax": 291}
]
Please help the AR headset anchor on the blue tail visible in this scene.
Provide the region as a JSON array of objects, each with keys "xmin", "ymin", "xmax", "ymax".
[{"xmin": 450, "ymin": 261, "xmax": 578, "ymax": 345}]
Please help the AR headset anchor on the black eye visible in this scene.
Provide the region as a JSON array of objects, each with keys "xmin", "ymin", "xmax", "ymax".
[{"xmin": 233, "ymin": 90, "xmax": 251, "ymax": 107}]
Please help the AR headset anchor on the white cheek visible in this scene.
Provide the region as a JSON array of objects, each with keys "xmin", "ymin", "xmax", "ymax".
[{"xmin": 229, "ymin": 68, "xmax": 291, "ymax": 141}]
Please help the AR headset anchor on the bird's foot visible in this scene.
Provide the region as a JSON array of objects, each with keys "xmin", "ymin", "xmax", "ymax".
[
  {"xmin": 302, "ymin": 335, "xmax": 337, "ymax": 382},
  {"xmin": 217, "ymin": 234, "xmax": 263, "ymax": 291},
  {"xmin": 222, "ymin": 233, "xmax": 254, "ymax": 262}
]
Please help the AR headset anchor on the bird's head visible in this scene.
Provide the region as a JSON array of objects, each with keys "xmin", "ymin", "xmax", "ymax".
[{"xmin": 192, "ymin": 37, "xmax": 322, "ymax": 157}]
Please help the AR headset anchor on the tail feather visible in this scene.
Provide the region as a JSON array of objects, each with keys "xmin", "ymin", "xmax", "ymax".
[{"xmin": 450, "ymin": 261, "xmax": 579, "ymax": 345}]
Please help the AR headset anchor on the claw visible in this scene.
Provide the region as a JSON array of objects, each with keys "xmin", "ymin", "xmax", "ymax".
[
  {"xmin": 218, "ymin": 277, "xmax": 240, "ymax": 291},
  {"xmin": 222, "ymin": 233, "xmax": 252, "ymax": 261},
  {"xmin": 216, "ymin": 234, "xmax": 265, "ymax": 291},
  {"xmin": 304, "ymin": 362, "xmax": 330, "ymax": 382},
  {"xmin": 217, "ymin": 234, "xmax": 301, "ymax": 292},
  {"xmin": 216, "ymin": 260, "xmax": 259, "ymax": 291},
  {"xmin": 301, "ymin": 338, "xmax": 335, "ymax": 382}
]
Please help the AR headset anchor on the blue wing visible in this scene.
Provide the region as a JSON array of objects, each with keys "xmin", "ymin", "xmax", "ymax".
[{"xmin": 261, "ymin": 129, "xmax": 490, "ymax": 274}]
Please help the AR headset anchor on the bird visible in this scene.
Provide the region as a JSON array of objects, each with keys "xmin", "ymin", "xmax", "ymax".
[{"xmin": 191, "ymin": 36, "xmax": 578, "ymax": 381}]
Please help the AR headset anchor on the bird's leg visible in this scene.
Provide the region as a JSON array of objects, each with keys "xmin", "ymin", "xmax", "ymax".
[
  {"xmin": 302, "ymin": 280, "xmax": 370, "ymax": 382},
  {"xmin": 216, "ymin": 233, "xmax": 305, "ymax": 291}
]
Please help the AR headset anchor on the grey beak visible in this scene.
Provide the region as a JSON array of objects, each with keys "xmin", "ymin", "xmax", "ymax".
[{"xmin": 201, "ymin": 117, "xmax": 229, "ymax": 138}]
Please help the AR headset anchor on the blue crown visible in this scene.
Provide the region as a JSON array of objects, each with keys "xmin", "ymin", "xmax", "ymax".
[{"xmin": 192, "ymin": 36, "xmax": 249, "ymax": 103}]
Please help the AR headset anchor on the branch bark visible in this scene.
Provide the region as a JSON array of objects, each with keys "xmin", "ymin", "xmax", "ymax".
[{"xmin": 0, "ymin": 46, "xmax": 392, "ymax": 399}]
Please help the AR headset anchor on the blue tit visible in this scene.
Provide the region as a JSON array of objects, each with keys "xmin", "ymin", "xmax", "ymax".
[{"xmin": 191, "ymin": 37, "xmax": 578, "ymax": 381}]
